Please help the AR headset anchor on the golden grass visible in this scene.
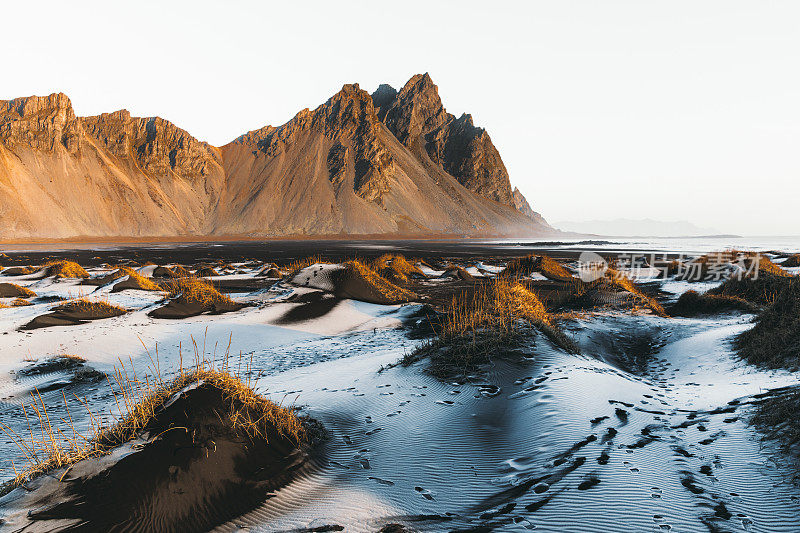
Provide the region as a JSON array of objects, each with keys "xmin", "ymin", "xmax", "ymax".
[
  {"xmin": 0, "ymin": 346, "xmax": 304, "ymax": 488},
  {"xmin": 11, "ymin": 298, "xmax": 32, "ymax": 307},
  {"xmin": 407, "ymin": 279, "xmax": 577, "ymax": 373},
  {"xmin": 707, "ymin": 271, "xmax": 793, "ymax": 306},
  {"xmin": 603, "ymin": 268, "xmax": 667, "ymax": 317},
  {"xmin": 669, "ymin": 290, "xmax": 759, "ymax": 317},
  {"xmin": 54, "ymin": 298, "xmax": 127, "ymax": 315},
  {"xmin": 162, "ymin": 277, "xmax": 234, "ymax": 307},
  {"xmin": 286, "ymin": 256, "xmax": 325, "ymax": 276},
  {"xmin": 44, "ymin": 260, "xmax": 89, "ymax": 279},
  {"xmin": 502, "ymin": 254, "xmax": 574, "ymax": 281},
  {"xmin": 371, "ymin": 254, "xmax": 426, "ymax": 283},
  {"xmin": 114, "ymin": 267, "xmax": 161, "ymax": 291},
  {"xmin": 340, "ymin": 260, "xmax": 418, "ymax": 302}
]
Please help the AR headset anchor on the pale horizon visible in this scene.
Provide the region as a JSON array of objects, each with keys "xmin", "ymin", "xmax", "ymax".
[{"xmin": 3, "ymin": 0, "xmax": 798, "ymax": 236}]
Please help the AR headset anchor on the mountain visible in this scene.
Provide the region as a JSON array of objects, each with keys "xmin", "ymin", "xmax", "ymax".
[
  {"xmin": 0, "ymin": 74, "xmax": 551, "ymax": 240},
  {"xmin": 554, "ymin": 218, "xmax": 721, "ymax": 237}
]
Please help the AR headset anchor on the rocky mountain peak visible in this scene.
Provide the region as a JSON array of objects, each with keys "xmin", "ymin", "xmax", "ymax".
[
  {"xmin": 81, "ymin": 110, "xmax": 222, "ymax": 180},
  {"xmin": 371, "ymin": 84, "xmax": 397, "ymax": 120},
  {"xmin": 0, "ymin": 92, "xmax": 82, "ymax": 152}
]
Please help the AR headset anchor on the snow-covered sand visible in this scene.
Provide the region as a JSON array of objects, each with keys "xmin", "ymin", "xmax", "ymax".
[{"xmin": 1, "ymin": 255, "xmax": 799, "ymax": 531}]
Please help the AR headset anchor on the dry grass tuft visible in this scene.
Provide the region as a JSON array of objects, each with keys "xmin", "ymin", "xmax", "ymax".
[
  {"xmin": 115, "ymin": 267, "xmax": 161, "ymax": 291},
  {"xmin": 707, "ymin": 271, "xmax": 793, "ymax": 306},
  {"xmin": 751, "ymin": 387, "xmax": 800, "ymax": 457},
  {"xmin": 371, "ymin": 254, "xmax": 426, "ymax": 283},
  {"xmin": 11, "ymin": 298, "xmax": 32, "ymax": 307},
  {"xmin": 0, "ymin": 346, "xmax": 304, "ymax": 488},
  {"xmin": 602, "ymin": 268, "xmax": 667, "ymax": 317},
  {"xmin": 54, "ymin": 298, "xmax": 127, "ymax": 315},
  {"xmin": 44, "ymin": 261, "xmax": 89, "ymax": 279},
  {"xmin": 162, "ymin": 277, "xmax": 235, "ymax": 307},
  {"xmin": 339, "ymin": 260, "xmax": 418, "ymax": 303},
  {"xmin": 406, "ymin": 279, "xmax": 577, "ymax": 375},
  {"xmin": 669, "ymin": 290, "xmax": 759, "ymax": 317},
  {"xmin": 735, "ymin": 278, "xmax": 800, "ymax": 369},
  {"xmin": 286, "ymin": 256, "xmax": 325, "ymax": 277},
  {"xmin": 502, "ymin": 254, "xmax": 574, "ymax": 282},
  {"xmin": 782, "ymin": 254, "xmax": 800, "ymax": 268}
]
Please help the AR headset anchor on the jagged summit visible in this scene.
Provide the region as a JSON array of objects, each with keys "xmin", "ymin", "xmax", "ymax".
[{"xmin": 0, "ymin": 75, "xmax": 550, "ymax": 239}]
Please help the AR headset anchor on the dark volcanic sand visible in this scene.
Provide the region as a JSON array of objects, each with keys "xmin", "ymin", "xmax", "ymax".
[{"xmin": 0, "ymin": 239, "xmax": 667, "ymax": 269}]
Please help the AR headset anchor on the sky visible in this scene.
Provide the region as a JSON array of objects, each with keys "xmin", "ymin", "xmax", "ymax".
[{"xmin": 2, "ymin": 1, "xmax": 798, "ymax": 236}]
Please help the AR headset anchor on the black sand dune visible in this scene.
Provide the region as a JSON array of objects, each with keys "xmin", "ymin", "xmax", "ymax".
[
  {"xmin": 148, "ymin": 298, "xmax": 245, "ymax": 319},
  {"xmin": 5, "ymin": 384, "xmax": 311, "ymax": 533},
  {"xmin": 22, "ymin": 301, "xmax": 127, "ymax": 330},
  {"xmin": 0, "ymin": 282, "xmax": 36, "ymax": 298}
]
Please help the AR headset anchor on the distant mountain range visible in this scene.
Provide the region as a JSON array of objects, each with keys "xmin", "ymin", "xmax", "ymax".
[
  {"xmin": 555, "ymin": 218, "xmax": 723, "ymax": 237},
  {"xmin": 0, "ymin": 74, "xmax": 552, "ymax": 240}
]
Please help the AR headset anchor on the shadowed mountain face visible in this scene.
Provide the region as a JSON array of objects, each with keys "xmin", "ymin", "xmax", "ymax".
[{"xmin": 0, "ymin": 74, "xmax": 550, "ymax": 239}]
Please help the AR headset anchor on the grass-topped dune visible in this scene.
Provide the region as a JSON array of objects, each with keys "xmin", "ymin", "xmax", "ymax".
[
  {"xmin": 0, "ymin": 282, "xmax": 36, "ymax": 298},
  {"xmin": 0, "ymin": 356, "xmax": 313, "ymax": 532},
  {"xmin": 149, "ymin": 277, "xmax": 244, "ymax": 319},
  {"xmin": 734, "ymin": 277, "xmax": 800, "ymax": 370},
  {"xmin": 371, "ymin": 254, "xmax": 427, "ymax": 284},
  {"xmin": 291, "ymin": 259, "xmax": 418, "ymax": 305},
  {"xmin": 707, "ymin": 270, "xmax": 795, "ymax": 306},
  {"xmin": 403, "ymin": 278, "xmax": 577, "ymax": 377},
  {"xmin": 22, "ymin": 298, "xmax": 127, "ymax": 330},
  {"xmin": 43, "ymin": 260, "xmax": 90, "ymax": 279},
  {"xmin": 668, "ymin": 290, "xmax": 760, "ymax": 317},
  {"xmin": 502, "ymin": 254, "xmax": 575, "ymax": 282},
  {"xmin": 673, "ymin": 251, "xmax": 789, "ymax": 282}
]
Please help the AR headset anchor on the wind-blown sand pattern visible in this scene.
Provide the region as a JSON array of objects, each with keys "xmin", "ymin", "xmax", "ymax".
[{"xmin": 0, "ymin": 242, "xmax": 799, "ymax": 531}]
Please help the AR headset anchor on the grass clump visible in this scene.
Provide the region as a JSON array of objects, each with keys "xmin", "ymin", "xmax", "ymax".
[
  {"xmin": 734, "ymin": 278, "xmax": 800, "ymax": 369},
  {"xmin": 669, "ymin": 290, "xmax": 759, "ymax": 317},
  {"xmin": 602, "ymin": 268, "xmax": 667, "ymax": 317},
  {"xmin": 405, "ymin": 279, "xmax": 577, "ymax": 375},
  {"xmin": 0, "ymin": 352, "xmax": 305, "ymax": 489},
  {"xmin": 54, "ymin": 298, "xmax": 127, "ymax": 315},
  {"xmin": 502, "ymin": 254, "xmax": 574, "ymax": 282},
  {"xmin": 706, "ymin": 271, "xmax": 794, "ymax": 306},
  {"xmin": 782, "ymin": 254, "xmax": 800, "ymax": 268},
  {"xmin": 371, "ymin": 254, "xmax": 426, "ymax": 283},
  {"xmin": 751, "ymin": 387, "xmax": 800, "ymax": 457},
  {"xmin": 114, "ymin": 267, "xmax": 161, "ymax": 291},
  {"xmin": 338, "ymin": 260, "xmax": 418, "ymax": 303},
  {"xmin": 44, "ymin": 261, "xmax": 89, "ymax": 279},
  {"xmin": 163, "ymin": 277, "xmax": 235, "ymax": 307},
  {"xmin": 286, "ymin": 256, "xmax": 325, "ymax": 277}
]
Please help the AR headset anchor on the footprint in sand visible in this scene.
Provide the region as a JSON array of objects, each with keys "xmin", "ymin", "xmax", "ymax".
[
  {"xmin": 653, "ymin": 515, "xmax": 671, "ymax": 530},
  {"xmin": 435, "ymin": 400, "xmax": 454, "ymax": 405},
  {"xmin": 414, "ymin": 486, "xmax": 435, "ymax": 500},
  {"xmin": 650, "ymin": 487, "xmax": 662, "ymax": 499},
  {"xmin": 369, "ymin": 476, "xmax": 394, "ymax": 486},
  {"xmin": 577, "ymin": 475, "xmax": 601, "ymax": 490}
]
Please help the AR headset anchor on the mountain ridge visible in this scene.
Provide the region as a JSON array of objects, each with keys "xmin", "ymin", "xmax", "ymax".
[{"xmin": 0, "ymin": 74, "xmax": 551, "ymax": 240}]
